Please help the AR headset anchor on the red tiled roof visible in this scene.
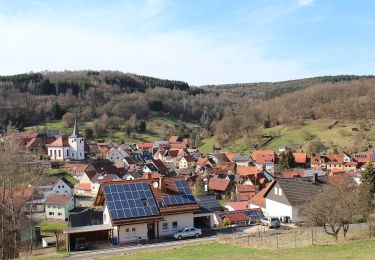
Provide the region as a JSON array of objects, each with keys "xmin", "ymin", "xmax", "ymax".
[
  {"xmin": 76, "ymin": 183, "xmax": 92, "ymax": 191},
  {"xmin": 252, "ymin": 150, "xmax": 275, "ymax": 165},
  {"xmin": 237, "ymin": 184, "xmax": 256, "ymax": 193},
  {"xmin": 225, "ymin": 152, "xmax": 239, "ymax": 162},
  {"xmin": 197, "ymin": 157, "xmax": 209, "ymax": 165},
  {"xmin": 137, "ymin": 143, "xmax": 154, "ymax": 149},
  {"xmin": 45, "ymin": 195, "xmax": 72, "ymax": 205},
  {"xmin": 208, "ymin": 178, "xmax": 230, "ymax": 191},
  {"xmin": 25, "ymin": 137, "xmax": 42, "ymax": 149},
  {"xmin": 293, "ymin": 153, "xmax": 307, "ymax": 164},
  {"xmin": 169, "ymin": 136, "xmax": 180, "ymax": 143},
  {"xmin": 182, "ymin": 155, "xmax": 195, "ymax": 163},
  {"xmin": 237, "ymin": 166, "xmax": 262, "ymax": 177},
  {"xmin": 47, "ymin": 137, "xmax": 69, "ymax": 147},
  {"xmin": 249, "ymin": 181, "xmax": 275, "ymax": 208},
  {"xmin": 226, "ymin": 201, "xmax": 249, "ymax": 211},
  {"xmin": 64, "ymin": 164, "xmax": 90, "ymax": 172},
  {"xmin": 281, "ymin": 169, "xmax": 306, "ymax": 178},
  {"xmin": 91, "ymin": 173, "xmax": 120, "ymax": 184},
  {"xmin": 226, "ymin": 212, "xmax": 249, "ymax": 222}
]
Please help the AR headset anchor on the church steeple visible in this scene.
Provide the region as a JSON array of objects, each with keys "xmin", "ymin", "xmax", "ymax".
[{"xmin": 70, "ymin": 119, "xmax": 80, "ymax": 138}]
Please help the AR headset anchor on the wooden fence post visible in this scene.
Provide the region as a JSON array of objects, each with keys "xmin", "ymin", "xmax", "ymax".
[
  {"xmin": 311, "ymin": 229, "xmax": 314, "ymax": 245},
  {"xmin": 295, "ymin": 232, "xmax": 297, "ymax": 248},
  {"xmin": 247, "ymin": 236, "xmax": 250, "ymax": 248},
  {"xmin": 276, "ymin": 235, "xmax": 279, "ymax": 248}
]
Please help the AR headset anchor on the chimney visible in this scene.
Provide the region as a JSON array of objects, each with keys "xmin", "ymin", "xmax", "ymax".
[
  {"xmin": 159, "ymin": 176, "xmax": 165, "ymax": 192},
  {"xmin": 146, "ymin": 173, "xmax": 152, "ymax": 179}
]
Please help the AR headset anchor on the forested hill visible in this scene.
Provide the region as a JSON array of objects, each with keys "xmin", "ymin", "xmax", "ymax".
[
  {"xmin": 0, "ymin": 71, "xmax": 193, "ymax": 96},
  {"xmin": 0, "ymin": 71, "xmax": 374, "ymax": 142},
  {"xmin": 202, "ymin": 75, "xmax": 374, "ymax": 100}
]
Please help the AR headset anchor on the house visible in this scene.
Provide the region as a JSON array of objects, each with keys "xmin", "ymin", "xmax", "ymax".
[
  {"xmin": 236, "ymin": 166, "xmax": 273, "ymax": 189},
  {"xmin": 51, "ymin": 178, "xmax": 74, "ymax": 195},
  {"xmin": 91, "ymin": 173, "xmax": 121, "ymax": 196},
  {"xmin": 122, "ymin": 172, "xmax": 143, "ymax": 181},
  {"xmin": 178, "ymin": 155, "xmax": 196, "ymax": 169},
  {"xmin": 106, "ymin": 147, "xmax": 130, "ymax": 163},
  {"xmin": 45, "ymin": 195, "xmax": 75, "ymax": 220},
  {"xmin": 293, "ymin": 153, "xmax": 307, "ymax": 168},
  {"xmin": 263, "ymin": 176, "xmax": 328, "ymax": 221},
  {"xmin": 225, "ymin": 201, "xmax": 249, "ymax": 211},
  {"xmin": 310, "ymin": 153, "xmax": 357, "ymax": 172},
  {"xmin": 46, "ymin": 120, "xmax": 85, "ymax": 161},
  {"xmin": 93, "ymin": 177, "xmax": 200, "ymax": 244},
  {"xmin": 208, "ymin": 178, "xmax": 230, "ymax": 199},
  {"xmin": 233, "ymin": 155, "xmax": 252, "ymax": 166},
  {"xmin": 236, "ymin": 184, "xmax": 256, "ymax": 201},
  {"xmin": 252, "ymin": 150, "xmax": 276, "ymax": 173},
  {"xmin": 63, "ymin": 164, "xmax": 95, "ymax": 180}
]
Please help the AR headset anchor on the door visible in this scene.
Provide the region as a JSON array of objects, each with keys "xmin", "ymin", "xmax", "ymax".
[{"xmin": 147, "ymin": 223, "xmax": 155, "ymax": 240}]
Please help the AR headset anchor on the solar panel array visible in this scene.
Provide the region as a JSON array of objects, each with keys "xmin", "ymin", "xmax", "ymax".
[
  {"xmin": 195, "ymin": 196, "xmax": 221, "ymax": 211},
  {"xmin": 104, "ymin": 183, "xmax": 159, "ymax": 220},
  {"xmin": 162, "ymin": 179, "xmax": 196, "ymax": 206}
]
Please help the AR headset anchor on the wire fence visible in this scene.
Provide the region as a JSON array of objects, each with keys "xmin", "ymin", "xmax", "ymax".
[{"xmin": 217, "ymin": 223, "xmax": 371, "ymax": 249}]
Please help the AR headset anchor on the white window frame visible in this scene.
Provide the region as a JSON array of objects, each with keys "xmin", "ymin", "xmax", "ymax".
[
  {"xmin": 274, "ymin": 187, "xmax": 278, "ymax": 195},
  {"xmin": 278, "ymin": 188, "xmax": 282, "ymax": 196}
]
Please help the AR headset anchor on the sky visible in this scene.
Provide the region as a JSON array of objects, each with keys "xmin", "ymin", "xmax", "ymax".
[{"xmin": 0, "ymin": 0, "xmax": 375, "ymax": 85}]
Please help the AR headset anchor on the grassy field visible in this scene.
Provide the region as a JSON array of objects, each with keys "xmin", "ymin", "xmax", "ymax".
[{"xmin": 102, "ymin": 239, "xmax": 375, "ymax": 260}]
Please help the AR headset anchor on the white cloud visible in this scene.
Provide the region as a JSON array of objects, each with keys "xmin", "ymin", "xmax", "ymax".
[{"xmin": 296, "ymin": 0, "xmax": 315, "ymax": 7}]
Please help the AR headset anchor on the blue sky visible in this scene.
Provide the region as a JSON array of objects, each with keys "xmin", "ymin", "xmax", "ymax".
[{"xmin": 0, "ymin": 0, "xmax": 374, "ymax": 85}]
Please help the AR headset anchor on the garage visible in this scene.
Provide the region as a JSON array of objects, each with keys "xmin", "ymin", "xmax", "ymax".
[
  {"xmin": 64, "ymin": 224, "xmax": 113, "ymax": 252},
  {"xmin": 194, "ymin": 213, "xmax": 214, "ymax": 229}
]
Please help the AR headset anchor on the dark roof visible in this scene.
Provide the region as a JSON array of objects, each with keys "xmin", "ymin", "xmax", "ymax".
[
  {"xmin": 69, "ymin": 208, "xmax": 103, "ymax": 227},
  {"xmin": 265, "ymin": 177, "xmax": 328, "ymax": 206},
  {"xmin": 195, "ymin": 196, "xmax": 223, "ymax": 213},
  {"xmin": 152, "ymin": 159, "xmax": 168, "ymax": 174},
  {"xmin": 144, "ymin": 163, "xmax": 158, "ymax": 172},
  {"xmin": 60, "ymin": 177, "xmax": 74, "ymax": 189}
]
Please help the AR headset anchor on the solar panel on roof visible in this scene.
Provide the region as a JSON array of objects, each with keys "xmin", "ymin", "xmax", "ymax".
[
  {"xmin": 161, "ymin": 179, "xmax": 196, "ymax": 206},
  {"xmin": 104, "ymin": 182, "xmax": 160, "ymax": 220}
]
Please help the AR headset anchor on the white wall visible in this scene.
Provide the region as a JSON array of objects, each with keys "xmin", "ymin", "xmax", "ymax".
[
  {"xmin": 52, "ymin": 180, "xmax": 73, "ymax": 195},
  {"xmin": 265, "ymin": 199, "xmax": 293, "ymax": 219},
  {"xmin": 158, "ymin": 213, "xmax": 194, "ymax": 237},
  {"xmin": 118, "ymin": 223, "xmax": 148, "ymax": 243}
]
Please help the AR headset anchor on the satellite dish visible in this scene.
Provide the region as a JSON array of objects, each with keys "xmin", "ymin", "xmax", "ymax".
[{"xmin": 152, "ymin": 181, "xmax": 159, "ymax": 188}]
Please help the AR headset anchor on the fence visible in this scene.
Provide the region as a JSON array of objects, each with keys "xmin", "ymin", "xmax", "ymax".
[{"xmin": 217, "ymin": 223, "xmax": 371, "ymax": 249}]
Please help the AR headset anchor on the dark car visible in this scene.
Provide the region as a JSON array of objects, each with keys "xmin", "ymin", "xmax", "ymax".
[{"xmin": 75, "ymin": 237, "xmax": 88, "ymax": 250}]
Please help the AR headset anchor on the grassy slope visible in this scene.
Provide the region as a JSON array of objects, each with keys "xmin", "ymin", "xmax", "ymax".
[
  {"xmin": 103, "ymin": 240, "xmax": 375, "ymax": 260},
  {"xmin": 199, "ymin": 119, "xmax": 375, "ymax": 154}
]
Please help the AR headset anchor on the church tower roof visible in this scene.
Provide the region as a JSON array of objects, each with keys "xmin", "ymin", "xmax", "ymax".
[{"xmin": 70, "ymin": 119, "xmax": 80, "ymax": 138}]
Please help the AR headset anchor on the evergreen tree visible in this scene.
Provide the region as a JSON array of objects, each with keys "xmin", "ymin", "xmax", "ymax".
[
  {"xmin": 264, "ymin": 115, "xmax": 271, "ymax": 128},
  {"xmin": 361, "ymin": 163, "xmax": 375, "ymax": 193},
  {"xmin": 51, "ymin": 102, "xmax": 64, "ymax": 120},
  {"xmin": 84, "ymin": 128, "xmax": 94, "ymax": 140},
  {"xmin": 193, "ymin": 177, "xmax": 206, "ymax": 197},
  {"xmin": 279, "ymin": 150, "xmax": 296, "ymax": 170}
]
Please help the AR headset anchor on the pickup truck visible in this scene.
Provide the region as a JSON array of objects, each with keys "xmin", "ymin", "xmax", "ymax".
[{"xmin": 173, "ymin": 227, "xmax": 202, "ymax": 240}]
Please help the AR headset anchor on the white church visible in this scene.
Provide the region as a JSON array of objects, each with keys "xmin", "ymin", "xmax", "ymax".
[{"xmin": 47, "ymin": 120, "xmax": 85, "ymax": 161}]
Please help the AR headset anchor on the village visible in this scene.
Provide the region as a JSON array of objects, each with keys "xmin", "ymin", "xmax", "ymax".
[{"xmin": 1, "ymin": 119, "xmax": 373, "ymax": 257}]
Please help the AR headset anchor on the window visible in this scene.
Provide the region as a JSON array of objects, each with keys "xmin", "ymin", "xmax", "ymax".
[
  {"xmin": 58, "ymin": 213, "xmax": 62, "ymax": 216},
  {"xmin": 172, "ymin": 221, "xmax": 178, "ymax": 230},
  {"xmin": 274, "ymin": 187, "xmax": 278, "ymax": 195},
  {"xmin": 49, "ymin": 212, "xmax": 54, "ymax": 216},
  {"xmin": 278, "ymin": 188, "xmax": 282, "ymax": 196},
  {"xmin": 162, "ymin": 222, "xmax": 168, "ymax": 231},
  {"xmin": 125, "ymin": 227, "xmax": 136, "ymax": 237},
  {"xmin": 58, "ymin": 150, "xmax": 61, "ymax": 157}
]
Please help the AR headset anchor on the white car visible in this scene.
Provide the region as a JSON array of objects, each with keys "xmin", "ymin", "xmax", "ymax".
[{"xmin": 173, "ymin": 227, "xmax": 202, "ymax": 240}]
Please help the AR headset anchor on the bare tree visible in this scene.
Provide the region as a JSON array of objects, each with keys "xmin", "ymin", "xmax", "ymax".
[
  {"xmin": 0, "ymin": 133, "xmax": 42, "ymax": 258},
  {"xmin": 300, "ymin": 176, "xmax": 370, "ymax": 242}
]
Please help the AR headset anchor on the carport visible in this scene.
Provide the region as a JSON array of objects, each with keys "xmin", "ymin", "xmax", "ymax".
[
  {"xmin": 64, "ymin": 224, "xmax": 113, "ymax": 252},
  {"xmin": 194, "ymin": 213, "xmax": 214, "ymax": 229}
]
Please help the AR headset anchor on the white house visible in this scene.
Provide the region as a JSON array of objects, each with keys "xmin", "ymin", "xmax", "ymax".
[
  {"xmin": 263, "ymin": 176, "xmax": 327, "ymax": 221},
  {"xmin": 107, "ymin": 147, "xmax": 130, "ymax": 163},
  {"xmin": 45, "ymin": 195, "xmax": 75, "ymax": 220},
  {"xmin": 90, "ymin": 173, "xmax": 121, "ymax": 197},
  {"xmin": 94, "ymin": 178, "xmax": 200, "ymax": 244},
  {"xmin": 51, "ymin": 178, "xmax": 74, "ymax": 196},
  {"xmin": 47, "ymin": 120, "xmax": 85, "ymax": 161}
]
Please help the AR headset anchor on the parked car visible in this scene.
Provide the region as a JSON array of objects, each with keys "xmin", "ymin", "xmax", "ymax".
[
  {"xmin": 173, "ymin": 227, "xmax": 202, "ymax": 240},
  {"xmin": 74, "ymin": 237, "xmax": 88, "ymax": 250},
  {"xmin": 280, "ymin": 216, "xmax": 291, "ymax": 224},
  {"xmin": 260, "ymin": 217, "xmax": 280, "ymax": 229}
]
